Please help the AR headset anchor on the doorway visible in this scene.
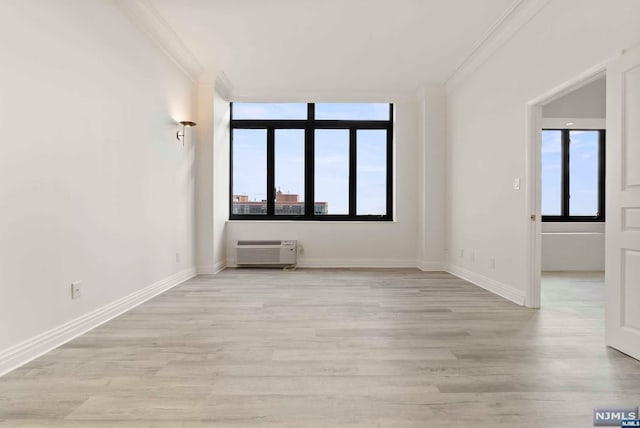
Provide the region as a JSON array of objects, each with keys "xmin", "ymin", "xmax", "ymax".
[
  {"xmin": 524, "ymin": 63, "xmax": 607, "ymax": 309},
  {"xmin": 540, "ymin": 77, "xmax": 606, "ymax": 310}
]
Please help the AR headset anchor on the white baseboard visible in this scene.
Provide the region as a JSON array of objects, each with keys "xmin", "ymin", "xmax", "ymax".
[
  {"xmin": 446, "ymin": 264, "xmax": 525, "ymax": 305},
  {"xmin": 298, "ymin": 258, "xmax": 417, "ymax": 268},
  {"xmin": 226, "ymin": 258, "xmax": 418, "ymax": 269},
  {"xmin": 0, "ymin": 267, "xmax": 197, "ymax": 377},
  {"xmin": 197, "ymin": 260, "xmax": 226, "ymax": 275},
  {"xmin": 417, "ymin": 261, "xmax": 445, "ymax": 271}
]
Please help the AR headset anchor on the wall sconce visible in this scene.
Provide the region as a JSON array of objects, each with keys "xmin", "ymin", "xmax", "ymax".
[{"xmin": 176, "ymin": 121, "xmax": 197, "ymax": 146}]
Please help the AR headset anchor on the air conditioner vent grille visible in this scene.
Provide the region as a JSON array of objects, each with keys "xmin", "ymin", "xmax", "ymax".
[
  {"xmin": 237, "ymin": 248, "xmax": 281, "ymax": 264},
  {"xmin": 237, "ymin": 240, "xmax": 282, "ymax": 246},
  {"xmin": 235, "ymin": 240, "xmax": 297, "ymax": 266}
]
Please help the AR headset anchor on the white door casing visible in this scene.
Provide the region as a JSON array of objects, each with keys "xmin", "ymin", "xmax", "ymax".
[{"xmin": 605, "ymin": 45, "xmax": 640, "ymax": 360}]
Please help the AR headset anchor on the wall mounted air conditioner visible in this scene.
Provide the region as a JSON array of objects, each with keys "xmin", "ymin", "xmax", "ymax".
[{"xmin": 235, "ymin": 240, "xmax": 298, "ymax": 266}]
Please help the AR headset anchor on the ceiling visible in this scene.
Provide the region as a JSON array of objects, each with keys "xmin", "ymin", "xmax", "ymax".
[{"xmin": 148, "ymin": 0, "xmax": 519, "ymax": 97}]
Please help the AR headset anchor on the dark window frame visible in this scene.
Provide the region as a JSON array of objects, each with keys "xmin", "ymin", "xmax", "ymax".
[
  {"xmin": 541, "ymin": 128, "xmax": 606, "ymax": 222},
  {"xmin": 229, "ymin": 103, "xmax": 394, "ymax": 221}
]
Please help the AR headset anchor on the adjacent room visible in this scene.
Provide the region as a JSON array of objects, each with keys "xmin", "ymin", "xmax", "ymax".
[
  {"xmin": 540, "ymin": 76, "xmax": 607, "ymax": 337},
  {"xmin": 1, "ymin": 0, "xmax": 640, "ymax": 426}
]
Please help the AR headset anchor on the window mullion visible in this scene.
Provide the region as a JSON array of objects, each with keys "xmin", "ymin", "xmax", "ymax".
[
  {"xmin": 562, "ymin": 129, "xmax": 570, "ymax": 217},
  {"xmin": 229, "ymin": 126, "xmax": 234, "ymax": 217},
  {"xmin": 598, "ymin": 129, "xmax": 606, "ymax": 220},
  {"xmin": 387, "ymin": 105, "xmax": 394, "ymax": 218},
  {"xmin": 349, "ymin": 128, "xmax": 357, "ymax": 216},
  {"xmin": 305, "ymin": 127, "xmax": 315, "ymax": 217},
  {"xmin": 306, "ymin": 104, "xmax": 315, "ymax": 217},
  {"xmin": 266, "ymin": 128, "xmax": 275, "ymax": 216}
]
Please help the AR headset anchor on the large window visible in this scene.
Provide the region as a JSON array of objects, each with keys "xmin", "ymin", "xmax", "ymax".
[
  {"xmin": 230, "ymin": 103, "xmax": 393, "ymax": 220},
  {"xmin": 541, "ymin": 129, "xmax": 605, "ymax": 222}
]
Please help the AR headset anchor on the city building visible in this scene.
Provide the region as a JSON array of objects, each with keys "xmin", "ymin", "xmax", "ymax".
[{"xmin": 232, "ymin": 191, "xmax": 328, "ymax": 215}]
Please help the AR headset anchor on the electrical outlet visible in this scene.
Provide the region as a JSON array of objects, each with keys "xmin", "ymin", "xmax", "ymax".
[
  {"xmin": 71, "ymin": 281, "xmax": 82, "ymax": 299},
  {"xmin": 175, "ymin": 252, "xmax": 180, "ymax": 263},
  {"xmin": 489, "ymin": 257, "xmax": 496, "ymax": 269},
  {"xmin": 459, "ymin": 249, "xmax": 464, "ymax": 258}
]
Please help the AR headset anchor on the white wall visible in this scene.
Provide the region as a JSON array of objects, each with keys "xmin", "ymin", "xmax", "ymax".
[
  {"xmin": 0, "ymin": 0, "xmax": 196, "ymax": 354},
  {"xmin": 446, "ymin": 0, "xmax": 640, "ymax": 302},
  {"xmin": 224, "ymin": 99, "xmax": 427, "ymax": 268},
  {"xmin": 195, "ymin": 81, "xmax": 214, "ymax": 273},
  {"xmin": 194, "ymin": 80, "xmax": 229, "ymax": 274},
  {"xmin": 212, "ymin": 89, "xmax": 230, "ymax": 271},
  {"xmin": 542, "ymin": 77, "xmax": 606, "ymax": 118},
  {"xmin": 418, "ymin": 87, "xmax": 447, "ymax": 270},
  {"xmin": 542, "ymin": 222, "xmax": 605, "ymax": 271}
]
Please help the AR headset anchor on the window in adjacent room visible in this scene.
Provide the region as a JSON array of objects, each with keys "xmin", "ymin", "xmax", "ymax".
[
  {"xmin": 230, "ymin": 103, "xmax": 393, "ymax": 220},
  {"xmin": 541, "ymin": 129, "xmax": 605, "ymax": 222}
]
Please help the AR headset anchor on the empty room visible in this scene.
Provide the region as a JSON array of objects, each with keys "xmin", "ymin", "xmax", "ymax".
[{"xmin": 1, "ymin": 0, "xmax": 640, "ymax": 426}]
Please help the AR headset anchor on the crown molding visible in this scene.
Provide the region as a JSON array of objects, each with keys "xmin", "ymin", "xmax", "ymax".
[
  {"xmin": 214, "ymin": 72, "xmax": 235, "ymax": 100},
  {"xmin": 112, "ymin": 0, "xmax": 204, "ymax": 82},
  {"xmin": 445, "ymin": 0, "xmax": 552, "ymax": 93},
  {"xmin": 198, "ymin": 71, "xmax": 235, "ymax": 100},
  {"xmin": 415, "ymin": 84, "xmax": 447, "ymax": 101}
]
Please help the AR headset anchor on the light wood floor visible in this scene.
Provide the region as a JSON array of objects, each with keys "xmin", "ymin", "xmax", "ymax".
[{"xmin": 1, "ymin": 269, "xmax": 639, "ymax": 427}]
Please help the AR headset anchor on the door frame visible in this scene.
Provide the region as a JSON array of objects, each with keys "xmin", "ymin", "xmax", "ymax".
[{"xmin": 524, "ymin": 61, "xmax": 609, "ymax": 308}]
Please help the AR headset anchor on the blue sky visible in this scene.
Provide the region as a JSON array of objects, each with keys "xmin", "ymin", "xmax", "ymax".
[
  {"xmin": 232, "ymin": 103, "xmax": 388, "ymax": 215},
  {"xmin": 541, "ymin": 130, "xmax": 599, "ymax": 216}
]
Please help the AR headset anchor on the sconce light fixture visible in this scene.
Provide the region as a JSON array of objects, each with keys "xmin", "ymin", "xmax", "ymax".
[{"xmin": 176, "ymin": 121, "xmax": 197, "ymax": 145}]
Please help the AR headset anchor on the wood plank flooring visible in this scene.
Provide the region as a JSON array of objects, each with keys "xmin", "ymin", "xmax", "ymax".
[{"xmin": 1, "ymin": 269, "xmax": 639, "ymax": 427}]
